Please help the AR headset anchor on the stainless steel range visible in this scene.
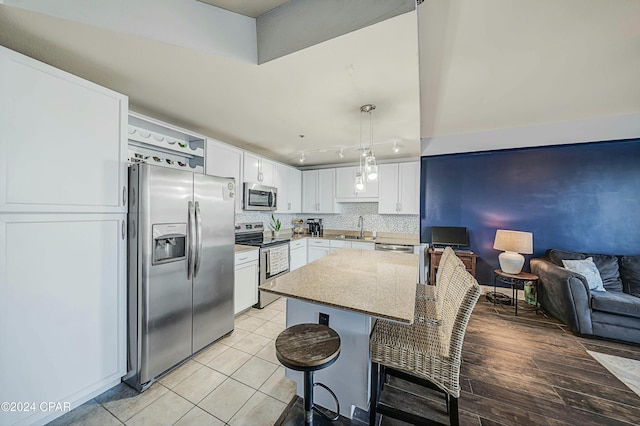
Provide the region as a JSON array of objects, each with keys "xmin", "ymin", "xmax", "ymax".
[{"xmin": 235, "ymin": 222, "xmax": 290, "ymax": 308}]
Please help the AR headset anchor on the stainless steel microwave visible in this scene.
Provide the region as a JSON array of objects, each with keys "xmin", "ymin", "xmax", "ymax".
[{"xmin": 243, "ymin": 183, "xmax": 277, "ymax": 211}]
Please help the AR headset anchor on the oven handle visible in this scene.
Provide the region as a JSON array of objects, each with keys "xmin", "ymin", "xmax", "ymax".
[{"xmin": 265, "ymin": 249, "xmax": 271, "ymax": 274}]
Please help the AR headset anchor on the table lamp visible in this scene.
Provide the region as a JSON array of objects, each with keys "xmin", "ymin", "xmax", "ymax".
[{"xmin": 493, "ymin": 230, "xmax": 533, "ymax": 274}]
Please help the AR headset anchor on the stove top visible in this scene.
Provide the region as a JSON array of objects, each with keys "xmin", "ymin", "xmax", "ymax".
[{"xmin": 235, "ymin": 222, "xmax": 290, "ymax": 248}]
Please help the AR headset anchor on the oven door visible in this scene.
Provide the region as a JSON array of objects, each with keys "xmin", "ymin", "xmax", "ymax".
[
  {"xmin": 243, "ymin": 183, "xmax": 277, "ymax": 211},
  {"xmin": 260, "ymin": 243, "xmax": 290, "ymax": 283}
]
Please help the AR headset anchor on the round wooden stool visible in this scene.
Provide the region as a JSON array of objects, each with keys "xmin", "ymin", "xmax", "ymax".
[{"xmin": 276, "ymin": 323, "xmax": 341, "ymax": 426}]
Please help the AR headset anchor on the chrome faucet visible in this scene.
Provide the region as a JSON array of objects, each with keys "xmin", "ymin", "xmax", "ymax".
[{"xmin": 358, "ymin": 215, "xmax": 364, "ymax": 239}]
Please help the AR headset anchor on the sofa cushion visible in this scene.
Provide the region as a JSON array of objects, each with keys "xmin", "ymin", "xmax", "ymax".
[
  {"xmin": 562, "ymin": 258, "xmax": 606, "ymax": 292},
  {"xmin": 591, "ymin": 291, "xmax": 640, "ymax": 319},
  {"xmin": 620, "ymin": 256, "xmax": 640, "ymax": 297},
  {"xmin": 548, "ymin": 249, "xmax": 584, "ymax": 266},
  {"xmin": 590, "ymin": 254, "xmax": 623, "ymax": 292},
  {"xmin": 548, "ymin": 249, "xmax": 623, "ymax": 292}
]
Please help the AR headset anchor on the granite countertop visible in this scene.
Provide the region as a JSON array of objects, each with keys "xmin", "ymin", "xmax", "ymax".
[
  {"xmin": 259, "ymin": 248, "xmax": 419, "ymax": 323},
  {"xmin": 234, "ymin": 244, "xmax": 258, "ymax": 253}
]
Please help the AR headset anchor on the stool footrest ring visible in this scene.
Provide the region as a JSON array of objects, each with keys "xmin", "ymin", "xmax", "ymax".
[{"xmin": 313, "ymin": 382, "xmax": 340, "ymax": 422}]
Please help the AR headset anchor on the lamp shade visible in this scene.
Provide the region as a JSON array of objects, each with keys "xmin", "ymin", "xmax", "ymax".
[{"xmin": 493, "ymin": 230, "xmax": 533, "ymax": 254}]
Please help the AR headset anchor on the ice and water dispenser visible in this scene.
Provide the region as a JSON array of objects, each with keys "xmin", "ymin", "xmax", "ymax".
[{"xmin": 152, "ymin": 224, "xmax": 187, "ymax": 264}]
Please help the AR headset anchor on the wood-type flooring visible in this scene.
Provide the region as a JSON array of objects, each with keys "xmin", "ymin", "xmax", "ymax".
[{"xmin": 276, "ymin": 297, "xmax": 640, "ymax": 426}]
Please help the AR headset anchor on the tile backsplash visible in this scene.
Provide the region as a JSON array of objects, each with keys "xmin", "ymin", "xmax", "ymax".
[{"xmin": 235, "ymin": 203, "xmax": 419, "ymax": 234}]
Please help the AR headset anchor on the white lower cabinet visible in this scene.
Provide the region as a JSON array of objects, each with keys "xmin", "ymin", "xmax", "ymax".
[
  {"xmin": 234, "ymin": 249, "xmax": 259, "ymax": 314},
  {"xmin": 329, "ymin": 239, "xmax": 351, "ymax": 253},
  {"xmin": 290, "ymin": 239, "xmax": 308, "ymax": 271},
  {"xmin": 0, "ymin": 214, "xmax": 127, "ymax": 426},
  {"xmin": 351, "ymin": 241, "xmax": 375, "ymax": 250},
  {"xmin": 307, "ymin": 238, "xmax": 331, "ymax": 262},
  {"xmin": 330, "ymin": 240, "xmax": 375, "ymax": 253}
]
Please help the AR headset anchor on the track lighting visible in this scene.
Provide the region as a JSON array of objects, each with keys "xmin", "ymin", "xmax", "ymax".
[
  {"xmin": 339, "ymin": 149, "xmax": 344, "ymax": 159},
  {"xmin": 393, "ymin": 142, "xmax": 400, "ymax": 153},
  {"xmin": 299, "ymin": 153, "xmax": 305, "ymax": 163}
]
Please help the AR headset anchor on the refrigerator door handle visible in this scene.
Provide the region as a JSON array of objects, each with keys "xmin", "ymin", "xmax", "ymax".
[
  {"xmin": 194, "ymin": 201, "xmax": 203, "ymax": 278},
  {"xmin": 187, "ymin": 201, "xmax": 196, "ymax": 280}
]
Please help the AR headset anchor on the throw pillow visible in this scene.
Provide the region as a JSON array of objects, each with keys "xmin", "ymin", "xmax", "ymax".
[{"xmin": 562, "ymin": 257, "xmax": 606, "ymax": 292}]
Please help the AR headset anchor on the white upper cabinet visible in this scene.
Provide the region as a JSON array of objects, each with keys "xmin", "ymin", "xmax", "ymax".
[
  {"xmin": 378, "ymin": 162, "xmax": 420, "ymax": 215},
  {"xmin": 243, "ymin": 152, "xmax": 275, "ymax": 186},
  {"xmin": 335, "ymin": 166, "xmax": 379, "ymax": 201},
  {"xmin": 288, "ymin": 167, "xmax": 302, "ymax": 212},
  {"xmin": 275, "ymin": 163, "xmax": 302, "ymax": 213},
  {"xmin": 302, "ymin": 169, "xmax": 336, "ymax": 213},
  {"xmin": 0, "ymin": 46, "xmax": 128, "ymax": 213},
  {"xmin": 206, "ymin": 139, "xmax": 243, "ymax": 212}
]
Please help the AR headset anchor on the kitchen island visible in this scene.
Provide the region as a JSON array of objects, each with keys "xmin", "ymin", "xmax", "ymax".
[{"xmin": 259, "ymin": 248, "xmax": 419, "ymax": 418}]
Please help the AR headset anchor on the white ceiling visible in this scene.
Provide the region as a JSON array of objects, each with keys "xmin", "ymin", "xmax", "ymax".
[
  {"xmin": 0, "ymin": 0, "xmax": 638, "ymax": 167},
  {"xmin": 196, "ymin": 0, "xmax": 290, "ymax": 18}
]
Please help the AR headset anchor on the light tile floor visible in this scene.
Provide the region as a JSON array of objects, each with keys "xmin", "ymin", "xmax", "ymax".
[{"xmin": 49, "ymin": 298, "xmax": 296, "ymax": 426}]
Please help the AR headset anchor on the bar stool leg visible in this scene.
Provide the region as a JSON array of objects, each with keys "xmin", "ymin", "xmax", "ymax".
[
  {"xmin": 369, "ymin": 361, "xmax": 380, "ymax": 426},
  {"xmin": 304, "ymin": 370, "xmax": 314, "ymax": 426}
]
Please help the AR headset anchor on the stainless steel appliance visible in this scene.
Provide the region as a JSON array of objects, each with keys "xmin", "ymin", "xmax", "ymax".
[
  {"xmin": 307, "ymin": 218, "xmax": 323, "ymax": 236},
  {"xmin": 235, "ymin": 222, "xmax": 290, "ymax": 308},
  {"xmin": 243, "ymin": 183, "xmax": 277, "ymax": 211},
  {"xmin": 125, "ymin": 164, "xmax": 235, "ymax": 392}
]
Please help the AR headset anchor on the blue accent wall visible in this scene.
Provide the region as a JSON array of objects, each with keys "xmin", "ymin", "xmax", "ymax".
[{"xmin": 420, "ymin": 139, "xmax": 640, "ymax": 285}]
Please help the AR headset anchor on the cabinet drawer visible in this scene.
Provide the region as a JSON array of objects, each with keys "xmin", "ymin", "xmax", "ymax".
[
  {"xmin": 235, "ymin": 249, "xmax": 259, "ymax": 265},
  {"xmin": 290, "ymin": 239, "xmax": 307, "ymax": 249},
  {"xmin": 308, "ymin": 238, "xmax": 330, "ymax": 248},
  {"xmin": 329, "ymin": 240, "xmax": 351, "ymax": 248}
]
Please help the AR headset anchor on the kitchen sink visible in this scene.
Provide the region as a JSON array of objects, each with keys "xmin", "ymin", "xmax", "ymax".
[{"xmin": 335, "ymin": 235, "xmax": 375, "ymax": 241}]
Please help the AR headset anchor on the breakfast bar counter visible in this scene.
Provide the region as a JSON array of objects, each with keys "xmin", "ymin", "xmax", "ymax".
[{"xmin": 259, "ymin": 248, "xmax": 419, "ymax": 418}]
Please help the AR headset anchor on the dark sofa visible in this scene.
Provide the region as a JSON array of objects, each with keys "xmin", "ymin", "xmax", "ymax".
[{"xmin": 530, "ymin": 249, "xmax": 640, "ymax": 345}]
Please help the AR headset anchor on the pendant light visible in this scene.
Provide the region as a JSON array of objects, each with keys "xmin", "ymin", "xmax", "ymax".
[
  {"xmin": 355, "ymin": 105, "xmax": 367, "ymax": 192},
  {"xmin": 360, "ymin": 104, "xmax": 378, "ymax": 182}
]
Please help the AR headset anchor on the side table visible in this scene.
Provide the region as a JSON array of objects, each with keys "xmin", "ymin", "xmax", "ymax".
[{"xmin": 493, "ymin": 269, "xmax": 539, "ymax": 316}]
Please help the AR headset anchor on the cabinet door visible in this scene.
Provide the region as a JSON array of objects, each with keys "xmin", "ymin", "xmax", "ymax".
[
  {"xmin": 288, "ymin": 168, "xmax": 302, "ymax": 213},
  {"xmin": 317, "ymin": 168, "xmax": 335, "ymax": 213},
  {"xmin": 335, "ymin": 167, "xmax": 357, "ymax": 199},
  {"xmin": 398, "ymin": 162, "xmax": 420, "ymax": 214},
  {"xmin": 290, "ymin": 247, "xmax": 307, "ymax": 271},
  {"xmin": 351, "ymin": 242, "xmax": 375, "ymax": 250},
  {"xmin": 0, "ymin": 214, "xmax": 126, "ymax": 425},
  {"xmin": 0, "ymin": 47, "xmax": 128, "ymax": 214},
  {"xmin": 275, "ymin": 163, "xmax": 289, "ymax": 213},
  {"xmin": 234, "ymin": 261, "xmax": 259, "ymax": 314},
  {"xmin": 206, "ymin": 140, "xmax": 243, "ymax": 212},
  {"xmin": 302, "ymin": 170, "xmax": 318, "ymax": 213},
  {"xmin": 261, "ymin": 158, "xmax": 276, "ymax": 187},
  {"xmin": 243, "ymin": 152, "xmax": 261, "ymax": 183},
  {"xmin": 307, "ymin": 246, "xmax": 330, "ymax": 263},
  {"xmin": 378, "ymin": 163, "xmax": 400, "ymax": 214}
]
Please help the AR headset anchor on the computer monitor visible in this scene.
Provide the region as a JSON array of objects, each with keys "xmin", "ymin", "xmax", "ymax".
[{"xmin": 431, "ymin": 226, "xmax": 469, "ymax": 247}]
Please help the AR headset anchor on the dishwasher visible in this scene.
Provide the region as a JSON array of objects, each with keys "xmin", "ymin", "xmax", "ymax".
[
  {"xmin": 375, "ymin": 243, "xmax": 428, "ymax": 283},
  {"xmin": 374, "ymin": 243, "xmax": 415, "ymax": 254}
]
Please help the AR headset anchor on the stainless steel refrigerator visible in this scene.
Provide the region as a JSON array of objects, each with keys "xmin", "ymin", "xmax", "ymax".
[{"xmin": 124, "ymin": 164, "xmax": 235, "ymax": 392}]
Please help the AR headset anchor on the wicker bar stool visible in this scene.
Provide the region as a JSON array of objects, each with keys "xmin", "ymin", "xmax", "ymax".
[
  {"xmin": 276, "ymin": 323, "xmax": 341, "ymax": 426},
  {"xmin": 369, "ymin": 261, "xmax": 481, "ymax": 426}
]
